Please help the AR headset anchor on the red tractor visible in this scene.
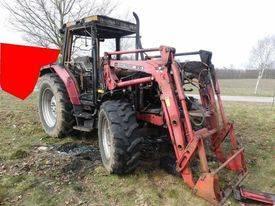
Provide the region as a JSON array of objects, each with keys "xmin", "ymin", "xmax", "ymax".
[{"xmin": 37, "ymin": 13, "xmax": 274, "ymax": 205}]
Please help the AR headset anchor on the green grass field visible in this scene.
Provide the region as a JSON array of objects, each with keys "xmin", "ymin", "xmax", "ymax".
[
  {"xmin": 219, "ymin": 79, "xmax": 275, "ymax": 96},
  {"xmin": 185, "ymin": 79, "xmax": 275, "ymax": 97},
  {"xmin": 0, "ymin": 91, "xmax": 274, "ymax": 206}
]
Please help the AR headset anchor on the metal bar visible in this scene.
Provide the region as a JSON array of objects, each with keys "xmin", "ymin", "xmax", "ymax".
[
  {"xmin": 213, "ymin": 148, "xmax": 244, "ymax": 174},
  {"xmin": 172, "ymin": 62, "xmax": 194, "ymax": 141},
  {"xmin": 220, "ymin": 172, "xmax": 248, "ymax": 205},
  {"xmin": 239, "ymin": 187, "xmax": 275, "ymax": 205},
  {"xmin": 133, "ymin": 12, "xmax": 144, "ymax": 60},
  {"xmin": 197, "ymin": 140, "xmax": 209, "ymax": 173},
  {"xmin": 177, "ymin": 137, "xmax": 199, "ymax": 172},
  {"xmin": 175, "ymin": 51, "xmax": 201, "ymax": 56},
  {"xmin": 195, "ymin": 129, "xmax": 217, "ymax": 174},
  {"xmin": 195, "ymin": 128, "xmax": 217, "ymax": 139},
  {"xmin": 217, "ymin": 93, "xmax": 228, "ymax": 125},
  {"xmin": 115, "ymin": 38, "xmax": 121, "ymax": 60},
  {"xmin": 61, "ymin": 28, "xmax": 69, "ymax": 65},
  {"xmin": 106, "ymin": 48, "xmax": 159, "ymax": 56},
  {"xmin": 213, "ymin": 123, "xmax": 232, "ymax": 150},
  {"xmin": 160, "ymin": 96, "xmax": 195, "ymax": 187},
  {"xmin": 136, "ymin": 113, "xmax": 164, "ymax": 126},
  {"xmin": 199, "ymin": 86, "xmax": 226, "ymax": 163},
  {"xmin": 215, "ymin": 84, "xmax": 228, "ymax": 126},
  {"xmin": 149, "ymin": 51, "xmax": 201, "ymax": 59},
  {"xmin": 92, "ymin": 36, "xmax": 98, "ymax": 105},
  {"xmin": 121, "ymin": 35, "xmax": 141, "ymax": 39},
  {"xmin": 116, "ymin": 76, "xmax": 153, "ymax": 88}
]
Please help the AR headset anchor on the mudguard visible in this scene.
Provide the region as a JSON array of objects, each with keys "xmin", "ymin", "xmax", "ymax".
[{"xmin": 40, "ymin": 65, "xmax": 81, "ymax": 105}]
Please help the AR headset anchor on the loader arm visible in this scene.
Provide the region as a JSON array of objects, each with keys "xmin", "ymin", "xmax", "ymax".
[{"xmin": 103, "ymin": 46, "xmax": 247, "ymax": 205}]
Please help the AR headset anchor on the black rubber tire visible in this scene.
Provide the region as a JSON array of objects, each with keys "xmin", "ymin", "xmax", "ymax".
[
  {"xmin": 38, "ymin": 73, "xmax": 75, "ymax": 137},
  {"xmin": 98, "ymin": 100, "xmax": 142, "ymax": 174}
]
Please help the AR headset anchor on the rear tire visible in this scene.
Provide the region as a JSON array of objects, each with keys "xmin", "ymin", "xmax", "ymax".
[
  {"xmin": 98, "ymin": 100, "xmax": 142, "ymax": 174},
  {"xmin": 38, "ymin": 73, "xmax": 75, "ymax": 137}
]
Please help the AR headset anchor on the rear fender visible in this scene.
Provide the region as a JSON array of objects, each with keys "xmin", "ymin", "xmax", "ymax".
[{"xmin": 40, "ymin": 65, "xmax": 81, "ymax": 105}]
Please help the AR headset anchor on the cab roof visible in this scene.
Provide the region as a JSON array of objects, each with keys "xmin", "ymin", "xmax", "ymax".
[{"xmin": 63, "ymin": 15, "xmax": 137, "ymax": 39}]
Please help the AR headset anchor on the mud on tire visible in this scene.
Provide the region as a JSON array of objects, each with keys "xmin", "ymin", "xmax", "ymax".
[
  {"xmin": 98, "ymin": 100, "xmax": 142, "ymax": 174},
  {"xmin": 38, "ymin": 73, "xmax": 75, "ymax": 137}
]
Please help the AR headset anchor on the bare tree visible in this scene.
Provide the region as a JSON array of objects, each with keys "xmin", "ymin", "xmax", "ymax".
[
  {"xmin": 249, "ymin": 36, "xmax": 275, "ymax": 94},
  {"xmin": 2, "ymin": 0, "xmax": 118, "ymax": 48}
]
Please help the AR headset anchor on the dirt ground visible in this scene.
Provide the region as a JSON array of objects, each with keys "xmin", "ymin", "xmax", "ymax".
[{"xmin": 0, "ymin": 91, "xmax": 274, "ymax": 206}]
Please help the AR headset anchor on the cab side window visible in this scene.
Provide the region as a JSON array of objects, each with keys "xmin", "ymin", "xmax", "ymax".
[{"xmin": 71, "ymin": 35, "xmax": 93, "ymax": 60}]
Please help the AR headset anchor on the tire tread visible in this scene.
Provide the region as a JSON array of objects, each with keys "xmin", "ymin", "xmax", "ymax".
[{"xmin": 99, "ymin": 100, "xmax": 142, "ymax": 174}]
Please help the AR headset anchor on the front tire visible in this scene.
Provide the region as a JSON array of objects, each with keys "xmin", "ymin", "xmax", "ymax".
[
  {"xmin": 98, "ymin": 100, "xmax": 142, "ymax": 174},
  {"xmin": 38, "ymin": 73, "xmax": 75, "ymax": 137}
]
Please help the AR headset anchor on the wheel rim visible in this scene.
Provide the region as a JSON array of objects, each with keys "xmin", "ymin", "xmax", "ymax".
[
  {"xmin": 102, "ymin": 116, "xmax": 111, "ymax": 160},
  {"xmin": 41, "ymin": 88, "xmax": 57, "ymax": 128}
]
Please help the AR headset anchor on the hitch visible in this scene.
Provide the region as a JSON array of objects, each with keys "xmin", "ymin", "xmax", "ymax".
[{"xmin": 234, "ymin": 186, "xmax": 275, "ymax": 205}]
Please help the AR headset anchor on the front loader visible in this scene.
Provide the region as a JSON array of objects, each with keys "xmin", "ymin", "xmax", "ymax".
[{"xmin": 37, "ymin": 13, "xmax": 275, "ymax": 205}]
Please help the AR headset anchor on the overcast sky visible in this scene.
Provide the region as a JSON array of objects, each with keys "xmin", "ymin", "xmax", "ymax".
[{"xmin": 1, "ymin": 0, "xmax": 275, "ymax": 68}]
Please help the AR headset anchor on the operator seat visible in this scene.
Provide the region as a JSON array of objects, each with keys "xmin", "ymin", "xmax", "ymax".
[{"xmin": 74, "ymin": 56, "xmax": 93, "ymax": 71}]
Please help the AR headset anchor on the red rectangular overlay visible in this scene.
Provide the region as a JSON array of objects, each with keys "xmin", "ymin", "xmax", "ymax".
[{"xmin": 0, "ymin": 43, "xmax": 59, "ymax": 99}]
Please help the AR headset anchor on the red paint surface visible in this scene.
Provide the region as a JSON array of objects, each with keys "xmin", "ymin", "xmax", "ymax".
[
  {"xmin": 0, "ymin": 43, "xmax": 59, "ymax": 99},
  {"xmin": 43, "ymin": 65, "xmax": 81, "ymax": 105}
]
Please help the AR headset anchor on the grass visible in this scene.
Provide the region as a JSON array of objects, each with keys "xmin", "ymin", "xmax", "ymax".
[
  {"xmin": 0, "ymin": 91, "xmax": 274, "ymax": 206},
  {"xmin": 219, "ymin": 79, "xmax": 275, "ymax": 97},
  {"xmin": 185, "ymin": 79, "xmax": 275, "ymax": 97},
  {"xmin": 224, "ymin": 103, "xmax": 275, "ymax": 192}
]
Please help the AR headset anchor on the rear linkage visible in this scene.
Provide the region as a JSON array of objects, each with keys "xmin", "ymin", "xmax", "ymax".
[{"xmin": 103, "ymin": 46, "xmax": 275, "ymax": 205}]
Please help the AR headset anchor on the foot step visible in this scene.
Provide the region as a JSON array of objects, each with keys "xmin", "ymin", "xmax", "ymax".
[
  {"xmin": 73, "ymin": 126, "xmax": 93, "ymax": 132},
  {"xmin": 74, "ymin": 112, "xmax": 93, "ymax": 119}
]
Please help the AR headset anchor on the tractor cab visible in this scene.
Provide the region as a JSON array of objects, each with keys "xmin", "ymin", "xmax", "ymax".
[
  {"xmin": 60, "ymin": 15, "xmax": 137, "ymax": 66},
  {"xmin": 59, "ymin": 15, "xmax": 139, "ymax": 104}
]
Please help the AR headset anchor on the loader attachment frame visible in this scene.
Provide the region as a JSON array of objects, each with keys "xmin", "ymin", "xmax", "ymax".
[
  {"xmin": 103, "ymin": 46, "xmax": 247, "ymax": 205},
  {"xmin": 234, "ymin": 186, "xmax": 275, "ymax": 205}
]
